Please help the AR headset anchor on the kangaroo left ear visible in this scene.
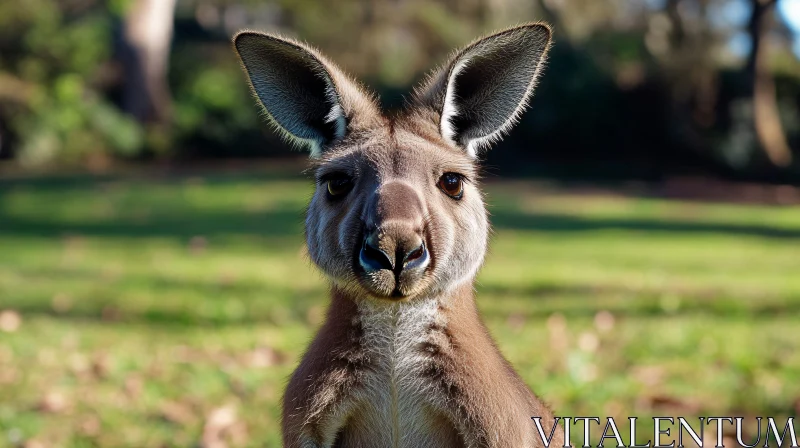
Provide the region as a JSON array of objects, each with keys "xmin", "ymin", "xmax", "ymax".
[
  {"xmin": 234, "ymin": 31, "xmax": 380, "ymax": 157},
  {"xmin": 414, "ymin": 23, "xmax": 552, "ymax": 157}
]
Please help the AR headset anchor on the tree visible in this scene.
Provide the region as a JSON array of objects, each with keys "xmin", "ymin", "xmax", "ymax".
[
  {"xmin": 118, "ymin": 0, "xmax": 178, "ymax": 125},
  {"xmin": 747, "ymin": 0, "xmax": 792, "ymax": 167}
]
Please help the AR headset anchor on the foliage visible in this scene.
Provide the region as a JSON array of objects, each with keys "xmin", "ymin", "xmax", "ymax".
[
  {"xmin": 1, "ymin": 172, "xmax": 799, "ymax": 446},
  {"xmin": 0, "ymin": 0, "xmax": 144, "ymax": 166},
  {"xmin": 0, "ymin": 0, "xmax": 798, "ymax": 179}
]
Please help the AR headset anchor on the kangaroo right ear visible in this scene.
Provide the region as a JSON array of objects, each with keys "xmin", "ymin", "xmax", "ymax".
[
  {"xmin": 413, "ymin": 23, "xmax": 552, "ymax": 158},
  {"xmin": 233, "ymin": 32, "xmax": 378, "ymax": 157}
]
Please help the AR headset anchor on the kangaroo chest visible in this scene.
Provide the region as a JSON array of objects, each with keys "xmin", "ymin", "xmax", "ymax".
[{"xmin": 334, "ymin": 298, "xmax": 463, "ymax": 447}]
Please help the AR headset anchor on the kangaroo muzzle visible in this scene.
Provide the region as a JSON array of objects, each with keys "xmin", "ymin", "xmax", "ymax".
[{"xmin": 357, "ymin": 181, "xmax": 430, "ymax": 298}]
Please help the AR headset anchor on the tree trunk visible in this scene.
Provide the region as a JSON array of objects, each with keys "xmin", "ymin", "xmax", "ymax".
[
  {"xmin": 747, "ymin": 0, "xmax": 792, "ymax": 167},
  {"xmin": 665, "ymin": 0, "xmax": 686, "ymax": 48},
  {"xmin": 119, "ymin": 0, "xmax": 177, "ymax": 124}
]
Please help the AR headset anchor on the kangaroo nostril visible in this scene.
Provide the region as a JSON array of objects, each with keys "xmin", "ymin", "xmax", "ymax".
[
  {"xmin": 402, "ymin": 241, "xmax": 428, "ymax": 271},
  {"xmin": 359, "ymin": 234, "xmax": 394, "ymax": 272},
  {"xmin": 404, "ymin": 242, "xmax": 425, "ymax": 263}
]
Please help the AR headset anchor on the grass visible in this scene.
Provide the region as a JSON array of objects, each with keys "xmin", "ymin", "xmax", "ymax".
[{"xmin": 1, "ymin": 170, "xmax": 799, "ymax": 447}]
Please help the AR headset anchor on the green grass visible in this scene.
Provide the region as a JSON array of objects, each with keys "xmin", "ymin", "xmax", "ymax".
[{"xmin": 1, "ymin": 171, "xmax": 799, "ymax": 447}]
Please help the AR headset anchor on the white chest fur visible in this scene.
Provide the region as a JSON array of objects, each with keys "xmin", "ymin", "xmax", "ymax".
[{"xmin": 340, "ymin": 297, "xmax": 459, "ymax": 447}]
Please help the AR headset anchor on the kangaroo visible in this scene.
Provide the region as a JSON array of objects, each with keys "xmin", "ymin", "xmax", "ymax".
[{"xmin": 234, "ymin": 23, "xmax": 562, "ymax": 448}]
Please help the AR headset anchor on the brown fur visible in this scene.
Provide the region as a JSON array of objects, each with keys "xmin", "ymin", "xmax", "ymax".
[{"xmin": 283, "ymin": 285, "xmax": 564, "ymax": 447}]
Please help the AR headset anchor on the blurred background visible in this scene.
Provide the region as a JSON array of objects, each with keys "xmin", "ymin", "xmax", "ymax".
[{"xmin": 1, "ymin": 0, "xmax": 799, "ymax": 447}]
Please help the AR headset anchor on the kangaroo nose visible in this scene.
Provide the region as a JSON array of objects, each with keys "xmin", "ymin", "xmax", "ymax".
[
  {"xmin": 360, "ymin": 232, "xmax": 393, "ymax": 272},
  {"xmin": 359, "ymin": 229, "xmax": 429, "ymax": 274}
]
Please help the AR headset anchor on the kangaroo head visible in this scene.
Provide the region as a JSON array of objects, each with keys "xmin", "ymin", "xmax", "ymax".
[{"xmin": 234, "ymin": 24, "xmax": 551, "ymax": 301}]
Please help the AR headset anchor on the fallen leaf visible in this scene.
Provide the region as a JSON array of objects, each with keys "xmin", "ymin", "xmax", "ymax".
[
  {"xmin": 603, "ymin": 400, "xmax": 625, "ymax": 418},
  {"xmin": 80, "ymin": 415, "xmax": 101, "ymax": 436},
  {"xmin": 635, "ymin": 394, "xmax": 700, "ymax": 414},
  {"xmin": 160, "ymin": 400, "xmax": 195, "ymax": 426},
  {"xmin": 124, "ymin": 375, "xmax": 144, "ymax": 399},
  {"xmin": 246, "ymin": 346, "xmax": 283, "ymax": 368},
  {"xmin": 228, "ymin": 421, "xmax": 249, "ymax": 446},
  {"xmin": 631, "ymin": 365, "xmax": 664, "ymax": 387},
  {"xmin": 546, "ymin": 313, "xmax": 566, "ymax": 333},
  {"xmin": 593, "ymin": 310, "xmax": 615, "ymax": 333},
  {"xmin": 190, "ymin": 236, "xmax": 208, "ymax": 255},
  {"xmin": 577, "ymin": 332, "xmax": 599, "ymax": 353},
  {"xmin": 92, "ymin": 352, "xmax": 111, "ymax": 379},
  {"xmin": 23, "ymin": 439, "xmax": 46, "ymax": 448},
  {"xmin": 69, "ymin": 353, "xmax": 90, "ymax": 376},
  {"xmin": 0, "ymin": 310, "xmax": 21, "ymax": 333},
  {"xmin": 217, "ymin": 271, "xmax": 238, "ymax": 287},
  {"xmin": 0, "ymin": 345, "xmax": 13, "ymax": 363},
  {"xmin": 38, "ymin": 390, "xmax": 70, "ymax": 414},
  {"xmin": 202, "ymin": 404, "xmax": 238, "ymax": 448}
]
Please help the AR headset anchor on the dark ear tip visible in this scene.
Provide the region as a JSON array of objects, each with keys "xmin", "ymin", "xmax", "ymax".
[
  {"xmin": 232, "ymin": 31, "xmax": 263, "ymax": 51},
  {"xmin": 515, "ymin": 22, "xmax": 553, "ymax": 42},
  {"xmin": 233, "ymin": 31, "xmax": 290, "ymax": 55}
]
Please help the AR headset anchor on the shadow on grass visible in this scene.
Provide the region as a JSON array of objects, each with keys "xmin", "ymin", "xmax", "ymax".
[
  {"xmin": 9, "ymin": 265, "xmax": 317, "ymax": 296},
  {"xmin": 4, "ymin": 265, "xmax": 325, "ymax": 327},
  {"xmin": 0, "ymin": 208, "xmax": 305, "ymax": 239},
  {"xmin": 490, "ymin": 209, "xmax": 800, "ymax": 239},
  {"xmin": 476, "ymin": 283, "xmax": 800, "ymax": 320},
  {"xmin": 0, "ymin": 169, "xmax": 306, "ymax": 193},
  {"xmin": 9, "ymin": 289, "xmax": 324, "ymax": 329},
  {"xmin": 3, "ymin": 206, "xmax": 798, "ymax": 241},
  {"xmin": 0, "ymin": 172, "xmax": 310, "ymax": 239},
  {"xmin": 8, "ymin": 278, "xmax": 798, "ymax": 328},
  {"xmin": 11, "ymin": 301, "xmax": 321, "ymax": 328}
]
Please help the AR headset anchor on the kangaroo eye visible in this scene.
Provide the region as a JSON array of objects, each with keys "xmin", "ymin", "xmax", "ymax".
[
  {"xmin": 326, "ymin": 177, "xmax": 353, "ymax": 198},
  {"xmin": 437, "ymin": 173, "xmax": 464, "ymax": 199}
]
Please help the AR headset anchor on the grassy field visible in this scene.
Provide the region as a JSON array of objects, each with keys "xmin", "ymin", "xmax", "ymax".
[{"xmin": 1, "ymin": 170, "xmax": 799, "ymax": 447}]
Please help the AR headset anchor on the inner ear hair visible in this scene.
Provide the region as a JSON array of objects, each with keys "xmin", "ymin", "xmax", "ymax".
[
  {"xmin": 413, "ymin": 23, "xmax": 552, "ymax": 158},
  {"xmin": 233, "ymin": 31, "xmax": 379, "ymax": 157}
]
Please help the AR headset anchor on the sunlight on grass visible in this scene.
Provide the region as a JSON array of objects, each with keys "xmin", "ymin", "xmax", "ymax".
[{"xmin": 1, "ymin": 172, "xmax": 798, "ymax": 447}]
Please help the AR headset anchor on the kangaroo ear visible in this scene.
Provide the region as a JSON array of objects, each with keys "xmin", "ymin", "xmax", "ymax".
[
  {"xmin": 234, "ymin": 32, "xmax": 378, "ymax": 157},
  {"xmin": 414, "ymin": 23, "xmax": 552, "ymax": 157}
]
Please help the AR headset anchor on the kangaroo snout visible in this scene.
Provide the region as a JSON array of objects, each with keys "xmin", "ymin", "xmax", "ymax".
[{"xmin": 357, "ymin": 182, "xmax": 430, "ymax": 298}]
